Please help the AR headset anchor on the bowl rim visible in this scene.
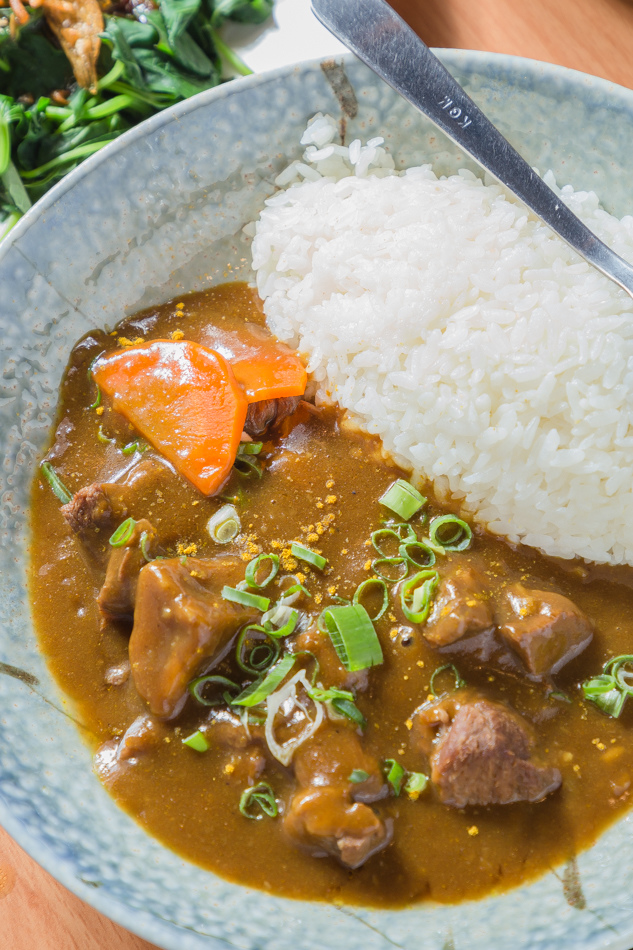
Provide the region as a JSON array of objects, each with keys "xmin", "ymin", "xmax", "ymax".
[{"xmin": 5, "ymin": 47, "xmax": 633, "ymax": 950}]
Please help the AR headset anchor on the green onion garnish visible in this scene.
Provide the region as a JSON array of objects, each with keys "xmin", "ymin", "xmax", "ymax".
[
  {"xmin": 121, "ymin": 440, "xmax": 146, "ymax": 455},
  {"xmin": 429, "ymin": 663, "xmax": 466, "ymax": 698},
  {"xmin": 349, "ymin": 769, "xmax": 369, "ymax": 784},
  {"xmin": 97, "ymin": 425, "xmax": 115, "ymax": 445},
  {"xmin": 400, "ymin": 569, "xmax": 439, "ymax": 623},
  {"xmin": 291, "ymin": 542, "xmax": 327, "ymax": 570},
  {"xmin": 238, "ymin": 441, "xmax": 263, "ymax": 456},
  {"xmin": 383, "ymin": 758, "xmax": 405, "ymax": 796},
  {"xmin": 236, "ymin": 626, "xmax": 281, "ymax": 675},
  {"xmin": 404, "ymin": 772, "xmax": 429, "ymax": 799},
  {"xmin": 428, "ymin": 514, "xmax": 473, "ymax": 552},
  {"xmin": 222, "ymin": 586, "xmax": 270, "ymax": 612},
  {"xmin": 40, "ymin": 461, "xmax": 73, "ymax": 504},
  {"xmin": 239, "ymin": 782, "xmax": 278, "ymax": 820},
  {"xmin": 292, "ymin": 650, "xmax": 320, "ymax": 685},
  {"xmin": 323, "ymin": 604, "xmax": 384, "ymax": 671},
  {"xmin": 308, "ymin": 686, "xmax": 355, "ymax": 704},
  {"xmin": 182, "ymin": 730, "xmax": 209, "ymax": 753},
  {"xmin": 399, "ymin": 540, "xmax": 436, "ymax": 569},
  {"xmin": 261, "ymin": 605, "xmax": 299, "ymax": 638},
  {"xmin": 109, "ymin": 517, "xmax": 136, "ymax": 548},
  {"xmin": 278, "ymin": 576, "xmax": 311, "ymax": 605},
  {"xmin": 140, "ymin": 530, "xmax": 154, "ymax": 562},
  {"xmin": 234, "ymin": 455, "xmax": 263, "ymax": 478},
  {"xmin": 231, "ymin": 654, "xmax": 295, "ymax": 707},
  {"xmin": 548, "ymin": 689, "xmax": 572, "ymax": 704},
  {"xmin": 379, "ymin": 479, "xmax": 426, "ymax": 521},
  {"xmin": 207, "ymin": 504, "xmax": 241, "ymax": 544},
  {"xmin": 371, "ymin": 556, "xmax": 409, "ymax": 583},
  {"xmin": 582, "ymin": 654, "xmax": 633, "ymax": 718},
  {"xmin": 90, "ymin": 384, "xmax": 102, "ymax": 410},
  {"xmin": 371, "ymin": 526, "xmax": 415, "ymax": 557},
  {"xmin": 331, "ymin": 697, "xmax": 367, "ymax": 729},
  {"xmin": 353, "ymin": 578, "xmax": 389, "ymax": 621},
  {"xmin": 189, "ymin": 675, "xmax": 240, "ymax": 706},
  {"xmin": 245, "ymin": 553, "xmax": 279, "ymax": 589}
]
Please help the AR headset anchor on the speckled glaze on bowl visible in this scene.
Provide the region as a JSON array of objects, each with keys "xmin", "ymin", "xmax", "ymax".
[{"xmin": 3, "ymin": 50, "xmax": 633, "ymax": 950}]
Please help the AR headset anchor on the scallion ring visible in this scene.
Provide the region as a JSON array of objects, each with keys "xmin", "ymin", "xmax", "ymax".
[
  {"xmin": 238, "ymin": 441, "xmax": 263, "ymax": 456},
  {"xmin": 400, "ymin": 569, "xmax": 439, "ymax": 623},
  {"xmin": 429, "ymin": 663, "xmax": 466, "ymax": 698},
  {"xmin": 278, "ymin": 575, "xmax": 311, "ymax": 605},
  {"xmin": 236, "ymin": 626, "xmax": 281, "ymax": 675},
  {"xmin": 291, "ymin": 542, "xmax": 327, "ymax": 570},
  {"xmin": 189, "ymin": 674, "xmax": 240, "ymax": 706},
  {"xmin": 239, "ymin": 782, "xmax": 278, "ymax": 820},
  {"xmin": 245, "ymin": 553, "xmax": 279, "ymax": 589},
  {"xmin": 182, "ymin": 730, "xmax": 209, "ymax": 752},
  {"xmin": 234, "ymin": 455, "xmax": 263, "ymax": 478},
  {"xmin": 428, "ymin": 514, "xmax": 473, "ymax": 552},
  {"xmin": 222, "ymin": 586, "xmax": 270, "ymax": 612},
  {"xmin": 404, "ymin": 772, "xmax": 429, "ymax": 799},
  {"xmin": 353, "ymin": 578, "xmax": 388, "ymax": 621},
  {"xmin": 383, "ymin": 758, "xmax": 405, "ymax": 796},
  {"xmin": 379, "ymin": 479, "xmax": 426, "ymax": 521},
  {"xmin": 231, "ymin": 654, "xmax": 295, "ymax": 708},
  {"xmin": 349, "ymin": 769, "xmax": 369, "ymax": 784},
  {"xmin": 323, "ymin": 604, "xmax": 383, "ymax": 671},
  {"xmin": 122, "ymin": 440, "xmax": 146, "ymax": 455},
  {"xmin": 371, "ymin": 556, "xmax": 409, "ymax": 584},
  {"xmin": 331, "ymin": 697, "xmax": 366, "ymax": 729},
  {"xmin": 40, "ymin": 461, "xmax": 72, "ymax": 504},
  {"xmin": 260, "ymin": 604, "xmax": 299, "ymax": 638},
  {"xmin": 109, "ymin": 517, "xmax": 136, "ymax": 548},
  {"xmin": 605, "ymin": 655, "xmax": 633, "ymax": 696},
  {"xmin": 140, "ymin": 531, "xmax": 153, "ymax": 562},
  {"xmin": 207, "ymin": 504, "xmax": 241, "ymax": 544},
  {"xmin": 89, "ymin": 384, "xmax": 102, "ymax": 410},
  {"xmin": 399, "ymin": 540, "xmax": 436, "ymax": 569},
  {"xmin": 371, "ymin": 527, "xmax": 414, "ymax": 558},
  {"xmin": 97, "ymin": 425, "xmax": 115, "ymax": 445}
]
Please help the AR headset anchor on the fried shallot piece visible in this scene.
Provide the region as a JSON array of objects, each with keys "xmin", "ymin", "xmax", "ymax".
[{"xmin": 31, "ymin": 0, "xmax": 104, "ymax": 91}]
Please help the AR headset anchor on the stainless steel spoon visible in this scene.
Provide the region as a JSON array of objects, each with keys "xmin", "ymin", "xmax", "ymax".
[{"xmin": 311, "ymin": 0, "xmax": 633, "ymax": 299}]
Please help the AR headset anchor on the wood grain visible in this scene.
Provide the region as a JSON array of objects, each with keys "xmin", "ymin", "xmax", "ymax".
[{"xmin": 4, "ymin": 0, "xmax": 633, "ymax": 947}]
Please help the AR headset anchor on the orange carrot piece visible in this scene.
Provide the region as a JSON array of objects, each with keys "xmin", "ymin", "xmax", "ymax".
[
  {"xmin": 93, "ymin": 341, "xmax": 248, "ymax": 496},
  {"xmin": 231, "ymin": 348, "xmax": 307, "ymax": 403}
]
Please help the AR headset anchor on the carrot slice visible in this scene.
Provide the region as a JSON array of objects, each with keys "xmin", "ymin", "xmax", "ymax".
[
  {"xmin": 231, "ymin": 348, "xmax": 307, "ymax": 403},
  {"xmin": 93, "ymin": 341, "xmax": 248, "ymax": 496}
]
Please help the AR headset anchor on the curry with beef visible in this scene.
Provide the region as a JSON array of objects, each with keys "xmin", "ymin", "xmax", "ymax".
[{"xmin": 29, "ymin": 282, "xmax": 633, "ymax": 907}]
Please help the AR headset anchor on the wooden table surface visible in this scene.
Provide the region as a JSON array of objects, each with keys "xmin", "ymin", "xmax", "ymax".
[{"xmin": 4, "ymin": 0, "xmax": 633, "ymax": 947}]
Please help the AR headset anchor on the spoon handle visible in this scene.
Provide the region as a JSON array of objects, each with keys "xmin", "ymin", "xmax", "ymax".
[{"xmin": 312, "ymin": 0, "xmax": 633, "ymax": 298}]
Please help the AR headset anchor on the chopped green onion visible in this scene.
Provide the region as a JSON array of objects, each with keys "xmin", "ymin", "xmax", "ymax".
[
  {"xmin": 97, "ymin": 425, "xmax": 115, "ymax": 445},
  {"xmin": 140, "ymin": 531, "xmax": 154, "ymax": 562},
  {"xmin": 279, "ymin": 576, "xmax": 311, "ymax": 605},
  {"xmin": 231, "ymin": 654, "xmax": 295, "ymax": 707},
  {"xmin": 349, "ymin": 769, "xmax": 369, "ymax": 784},
  {"xmin": 428, "ymin": 514, "xmax": 473, "ymax": 552},
  {"xmin": 189, "ymin": 675, "xmax": 240, "ymax": 706},
  {"xmin": 222, "ymin": 586, "xmax": 270, "ymax": 612},
  {"xmin": 121, "ymin": 440, "xmax": 146, "ymax": 455},
  {"xmin": 109, "ymin": 517, "xmax": 136, "ymax": 548},
  {"xmin": 245, "ymin": 553, "xmax": 279, "ymax": 589},
  {"xmin": 260, "ymin": 605, "xmax": 299, "ymax": 638},
  {"xmin": 207, "ymin": 504, "xmax": 241, "ymax": 544},
  {"xmin": 404, "ymin": 772, "xmax": 429, "ymax": 799},
  {"xmin": 371, "ymin": 556, "xmax": 408, "ymax": 583},
  {"xmin": 324, "ymin": 604, "xmax": 384, "ymax": 671},
  {"xmin": 238, "ymin": 441, "xmax": 263, "ymax": 456},
  {"xmin": 308, "ymin": 686, "xmax": 354, "ymax": 703},
  {"xmin": 548, "ymin": 689, "xmax": 572, "ymax": 704},
  {"xmin": 292, "ymin": 650, "xmax": 320, "ymax": 685},
  {"xmin": 239, "ymin": 782, "xmax": 278, "ymax": 820},
  {"xmin": 182, "ymin": 730, "xmax": 209, "ymax": 752},
  {"xmin": 40, "ymin": 461, "xmax": 72, "ymax": 504},
  {"xmin": 383, "ymin": 758, "xmax": 405, "ymax": 796},
  {"xmin": 379, "ymin": 479, "xmax": 426, "ymax": 521},
  {"xmin": 582, "ymin": 655, "xmax": 633, "ymax": 718},
  {"xmin": 429, "ymin": 663, "xmax": 466, "ymax": 698},
  {"xmin": 605, "ymin": 654, "xmax": 633, "ymax": 695},
  {"xmin": 331, "ymin": 697, "xmax": 366, "ymax": 729},
  {"xmin": 291, "ymin": 542, "xmax": 327, "ymax": 570},
  {"xmin": 371, "ymin": 526, "xmax": 415, "ymax": 557},
  {"xmin": 399, "ymin": 540, "xmax": 436, "ymax": 569},
  {"xmin": 234, "ymin": 455, "xmax": 263, "ymax": 478},
  {"xmin": 400, "ymin": 570, "xmax": 439, "ymax": 623},
  {"xmin": 90, "ymin": 384, "xmax": 102, "ymax": 410},
  {"xmin": 236, "ymin": 626, "xmax": 281, "ymax": 675},
  {"xmin": 353, "ymin": 578, "xmax": 389, "ymax": 621}
]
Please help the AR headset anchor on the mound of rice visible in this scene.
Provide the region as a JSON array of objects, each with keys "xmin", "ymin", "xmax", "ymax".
[{"xmin": 251, "ymin": 114, "xmax": 633, "ymax": 565}]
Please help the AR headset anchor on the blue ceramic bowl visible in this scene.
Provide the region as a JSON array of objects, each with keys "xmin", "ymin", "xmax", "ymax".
[{"xmin": 3, "ymin": 50, "xmax": 633, "ymax": 950}]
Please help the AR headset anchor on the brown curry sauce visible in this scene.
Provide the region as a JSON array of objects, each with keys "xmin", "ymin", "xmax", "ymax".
[{"xmin": 29, "ymin": 282, "xmax": 633, "ymax": 908}]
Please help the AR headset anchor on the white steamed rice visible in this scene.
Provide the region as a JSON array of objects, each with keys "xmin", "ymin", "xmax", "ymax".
[{"xmin": 251, "ymin": 113, "xmax": 633, "ymax": 566}]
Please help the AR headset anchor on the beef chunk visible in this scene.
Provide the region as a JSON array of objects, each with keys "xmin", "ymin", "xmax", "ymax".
[
  {"xmin": 94, "ymin": 714, "xmax": 167, "ymax": 786},
  {"xmin": 205, "ymin": 711, "xmax": 266, "ymax": 784},
  {"xmin": 284, "ymin": 722, "xmax": 389, "ymax": 869},
  {"xmin": 129, "ymin": 556, "xmax": 257, "ymax": 719},
  {"xmin": 61, "ymin": 481, "xmax": 129, "ymax": 535},
  {"xmin": 496, "ymin": 584, "xmax": 593, "ymax": 677},
  {"xmin": 423, "ymin": 566, "xmax": 493, "ymax": 647},
  {"xmin": 244, "ymin": 396, "xmax": 301, "ymax": 437},
  {"xmin": 292, "ymin": 625, "xmax": 368, "ymax": 693},
  {"xmin": 415, "ymin": 695, "xmax": 561, "ymax": 807},
  {"xmin": 97, "ymin": 518, "xmax": 157, "ymax": 622}
]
